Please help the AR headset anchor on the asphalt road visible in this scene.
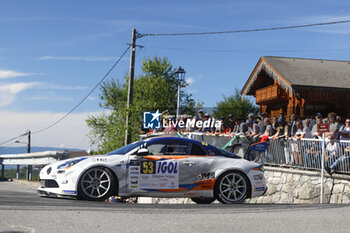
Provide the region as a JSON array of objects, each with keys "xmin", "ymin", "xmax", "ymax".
[{"xmin": 0, "ymin": 181, "xmax": 349, "ymax": 233}]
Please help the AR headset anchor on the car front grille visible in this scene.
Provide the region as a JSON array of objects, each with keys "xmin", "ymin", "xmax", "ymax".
[{"xmin": 40, "ymin": 179, "xmax": 59, "ymax": 188}]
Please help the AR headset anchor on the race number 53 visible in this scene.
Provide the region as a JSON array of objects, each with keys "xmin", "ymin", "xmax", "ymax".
[{"xmin": 141, "ymin": 161, "xmax": 156, "ymax": 174}]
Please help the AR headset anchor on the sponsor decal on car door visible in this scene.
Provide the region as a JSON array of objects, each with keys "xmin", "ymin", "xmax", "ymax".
[{"xmin": 128, "ymin": 158, "xmax": 179, "ymax": 190}]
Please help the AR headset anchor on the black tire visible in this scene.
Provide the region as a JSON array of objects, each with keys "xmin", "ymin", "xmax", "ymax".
[
  {"xmin": 191, "ymin": 197, "xmax": 215, "ymax": 204},
  {"xmin": 214, "ymin": 170, "xmax": 250, "ymax": 204},
  {"xmin": 78, "ymin": 166, "xmax": 116, "ymax": 201}
]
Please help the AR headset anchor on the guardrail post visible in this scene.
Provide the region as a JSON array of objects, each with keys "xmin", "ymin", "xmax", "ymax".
[
  {"xmin": 26, "ymin": 165, "xmax": 32, "ymax": 180},
  {"xmin": 1, "ymin": 164, "xmax": 4, "ymax": 177},
  {"xmin": 16, "ymin": 165, "xmax": 20, "ymax": 179},
  {"xmin": 28, "ymin": 165, "xmax": 32, "ymax": 180}
]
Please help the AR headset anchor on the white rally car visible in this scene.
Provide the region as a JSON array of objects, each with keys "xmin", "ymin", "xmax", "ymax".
[{"xmin": 38, "ymin": 136, "xmax": 267, "ymax": 204}]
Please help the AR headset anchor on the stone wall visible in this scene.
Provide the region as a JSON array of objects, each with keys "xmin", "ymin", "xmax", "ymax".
[{"xmin": 247, "ymin": 166, "xmax": 350, "ymax": 204}]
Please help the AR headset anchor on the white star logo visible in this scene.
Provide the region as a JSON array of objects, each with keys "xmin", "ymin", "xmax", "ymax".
[{"xmin": 151, "ymin": 110, "xmax": 161, "ymax": 122}]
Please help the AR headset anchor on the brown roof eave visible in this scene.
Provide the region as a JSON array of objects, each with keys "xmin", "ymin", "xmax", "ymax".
[
  {"xmin": 241, "ymin": 57, "xmax": 293, "ymax": 96},
  {"xmin": 292, "ymin": 85, "xmax": 350, "ymax": 91},
  {"xmin": 241, "ymin": 57, "xmax": 264, "ymax": 95}
]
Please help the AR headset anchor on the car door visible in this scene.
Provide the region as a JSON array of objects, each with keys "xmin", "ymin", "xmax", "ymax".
[{"xmin": 126, "ymin": 139, "xmax": 199, "ymax": 196}]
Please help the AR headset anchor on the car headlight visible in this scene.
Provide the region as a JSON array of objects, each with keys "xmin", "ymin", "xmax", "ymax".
[
  {"xmin": 47, "ymin": 167, "xmax": 52, "ymax": 175},
  {"xmin": 57, "ymin": 157, "xmax": 87, "ymax": 170},
  {"xmin": 252, "ymin": 165, "xmax": 264, "ymax": 172}
]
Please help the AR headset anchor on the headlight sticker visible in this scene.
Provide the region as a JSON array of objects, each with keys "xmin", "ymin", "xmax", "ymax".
[{"xmin": 57, "ymin": 157, "xmax": 87, "ymax": 170}]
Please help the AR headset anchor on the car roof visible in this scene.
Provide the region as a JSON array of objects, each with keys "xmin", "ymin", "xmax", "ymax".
[{"xmin": 145, "ymin": 136, "xmax": 200, "ymax": 144}]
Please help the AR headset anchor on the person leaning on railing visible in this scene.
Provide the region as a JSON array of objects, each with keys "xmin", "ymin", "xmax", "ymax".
[
  {"xmin": 324, "ymin": 139, "xmax": 341, "ymax": 174},
  {"xmin": 324, "ymin": 119, "xmax": 350, "ymax": 175},
  {"xmin": 218, "ymin": 124, "xmax": 230, "ymax": 136},
  {"xmin": 325, "ymin": 112, "xmax": 340, "ymax": 140},
  {"xmin": 271, "ymin": 116, "xmax": 290, "ymax": 140},
  {"xmin": 289, "ymin": 113, "xmax": 298, "ymax": 138},
  {"xmin": 307, "ymin": 141, "xmax": 322, "ymax": 168},
  {"xmin": 339, "ymin": 119, "xmax": 350, "ymax": 140},
  {"xmin": 291, "ymin": 120, "xmax": 313, "ymax": 165},
  {"xmin": 258, "ymin": 112, "xmax": 268, "ymax": 135},
  {"xmin": 312, "ymin": 113, "xmax": 324, "ymax": 139},
  {"xmin": 325, "ymin": 146, "xmax": 350, "ymax": 175},
  {"xmin": 227, "ymin": 114, "xmax": 236, "ymax": 133},
  {"xmin": 245, "ymin": 119, "xmax": 260, "ymax": 142}
]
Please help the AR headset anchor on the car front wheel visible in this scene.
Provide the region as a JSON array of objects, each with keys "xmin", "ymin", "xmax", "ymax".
[
  {"xmin": 78, "ymin": 166, "xmax": 116, "ymax": 201},
  {"xmin": 214, "ymin": 171, "xmax": 249, "ymax": 204}
]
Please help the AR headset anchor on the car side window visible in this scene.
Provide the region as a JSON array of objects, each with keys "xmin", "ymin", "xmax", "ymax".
[
  {"xmin": 146, "ymin": 140, "xmax": 190, "ymax": 155},
  {"xmin": 147, "ymin": 143, "xmax": 167, "ymax": 155},
  {"xmin": 190, "ymin": 143, "xmax": 207, "ymax": 155},
  {"xmin": 166, "ymin": 144, "xmax": 189, "ymax": 155}
]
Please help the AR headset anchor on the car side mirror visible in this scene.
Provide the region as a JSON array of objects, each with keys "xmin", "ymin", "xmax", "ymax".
[{"xmin": 137, "ymin": 148, "xmax": 149, "ymax": 156}]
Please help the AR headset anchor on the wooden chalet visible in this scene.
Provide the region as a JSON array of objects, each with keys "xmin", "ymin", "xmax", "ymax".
[{"xmin": 241, "ymin": 56, "xmax": 350, "ymax": 119}]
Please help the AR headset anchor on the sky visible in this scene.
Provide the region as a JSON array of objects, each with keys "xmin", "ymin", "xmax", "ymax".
[{"xmin": 1, "ymin": 0, "xmax": 350, "ymax": 150}]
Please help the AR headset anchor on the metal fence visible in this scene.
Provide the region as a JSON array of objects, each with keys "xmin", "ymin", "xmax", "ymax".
[
  {"xmin": 183, "ymin": 133, "xmax": 350, "ymax": 174},
  {"xmin": 263, "ymin": 138, "xmax": 350, "ymax": 173}
]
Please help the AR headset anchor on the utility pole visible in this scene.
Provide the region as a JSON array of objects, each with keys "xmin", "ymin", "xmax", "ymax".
[
  {"xmin": 125, "ymin": 28, "xmax": 137, "ymax": 146},
  {"xmin": 26, "ymin": 130, "xmax": 32, "ymax": 180}
]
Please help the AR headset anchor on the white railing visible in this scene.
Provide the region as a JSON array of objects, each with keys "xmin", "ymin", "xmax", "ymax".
[{"xmin": 264, "ymin": 138, "xmax": 350, "ymax": 173}]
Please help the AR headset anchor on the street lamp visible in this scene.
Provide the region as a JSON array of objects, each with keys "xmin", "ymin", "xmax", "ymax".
[
  {"xmin": 174, "ymin": 66, "xmax": 186, "ymax": 119},
  {"xmin": 13, "ymin": 130, "xmax": 31, "ymax": 180}
]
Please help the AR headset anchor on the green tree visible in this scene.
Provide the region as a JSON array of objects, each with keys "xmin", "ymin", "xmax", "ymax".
[
  {"xmin": 213, "ymin": 89, "xmax": 259, "ymax": 120},
  {"xmin": 87, "ymin": 56, "xmax": 196, "ymax": 153}
]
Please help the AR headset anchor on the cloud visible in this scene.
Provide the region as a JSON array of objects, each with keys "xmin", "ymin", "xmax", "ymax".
[
  {"xmin": 186, "ymin": 75, "xmax": 203, "ymax": 86},
  {"xmin": 0, "ymin": 81, "xmax": 89, "ymax": 106},
  {"xmin": 186, "ymin": 77, "xmax": 196, "ymax": 85},
  {"xmin": 0, "ymin": 82, "xmax": 40, "ymax": 93},
  {"xmin": 87, "ymin": 96, "xmax": 97, "ymax": 101},
  {"xmin": 38, "ymin": 56, "xmax": 125, "ymax": 62},
  {"xmin": 0, "ymin": 111, "xmax": 102, "ymax": 149},
  {"xmin": 0, "ymin": 70, "xmax": 39, "ymax": 79},
  {"xmin": 0, "ymin": 82, "xmax": 40, "ymax": 107}
]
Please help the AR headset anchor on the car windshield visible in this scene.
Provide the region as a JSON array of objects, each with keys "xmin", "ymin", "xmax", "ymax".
[
  {"xmin": 107, "ymin": 140, "xmax": 145, "ymax": 155},
  {"xmin": 216, "ymin": 147, "xmax": 241, "ymax": 159}
]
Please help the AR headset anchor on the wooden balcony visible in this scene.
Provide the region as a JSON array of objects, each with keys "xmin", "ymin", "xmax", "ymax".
[{"xmin": 255, "ymin": 85, "xmax": 288, "ymax": 104}]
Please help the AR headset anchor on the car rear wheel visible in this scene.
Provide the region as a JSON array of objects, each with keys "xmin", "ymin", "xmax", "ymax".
[
  {"xmin": 214, "ymin": 171, "xmax": 249, "ymax": 204},
  {"xmin": 191, "ymin": 197, "xmax": 215, "ymax": 204},
  {"xmin": 78, "ymin": 167, "xmax": 115, "ymax": 201}
]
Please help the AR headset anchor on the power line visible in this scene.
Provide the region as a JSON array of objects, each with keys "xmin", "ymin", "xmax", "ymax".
[
  {"xmin": 31, "ymin": 45, "xmax": 131, "ymax": 135},
  {"xmin": 146, "ymin": 45, "xmax": 350, "ymax": 53},
  {"xmin": 0, "ymin": 133, "xmax": 26, "ymax": 147},
  {"xmin": 140, "ymin": 19, "xmax": 350, "ymax": 37}
]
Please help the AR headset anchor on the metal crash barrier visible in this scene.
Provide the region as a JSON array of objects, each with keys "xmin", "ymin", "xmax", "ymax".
[{"xmin": 0, "ymin": 151, "xmax": 70, "ymax": 180}]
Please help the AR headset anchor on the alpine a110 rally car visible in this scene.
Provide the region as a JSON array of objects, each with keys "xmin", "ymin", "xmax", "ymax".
[{"xmin": 38, "ymin": 136, "xmax": 267, "ymax": 204}]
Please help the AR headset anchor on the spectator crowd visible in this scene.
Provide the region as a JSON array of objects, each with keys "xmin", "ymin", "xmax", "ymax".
[{"xmin": 151, "ymin": 110, "xmax": 350, "ymax": 142}]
